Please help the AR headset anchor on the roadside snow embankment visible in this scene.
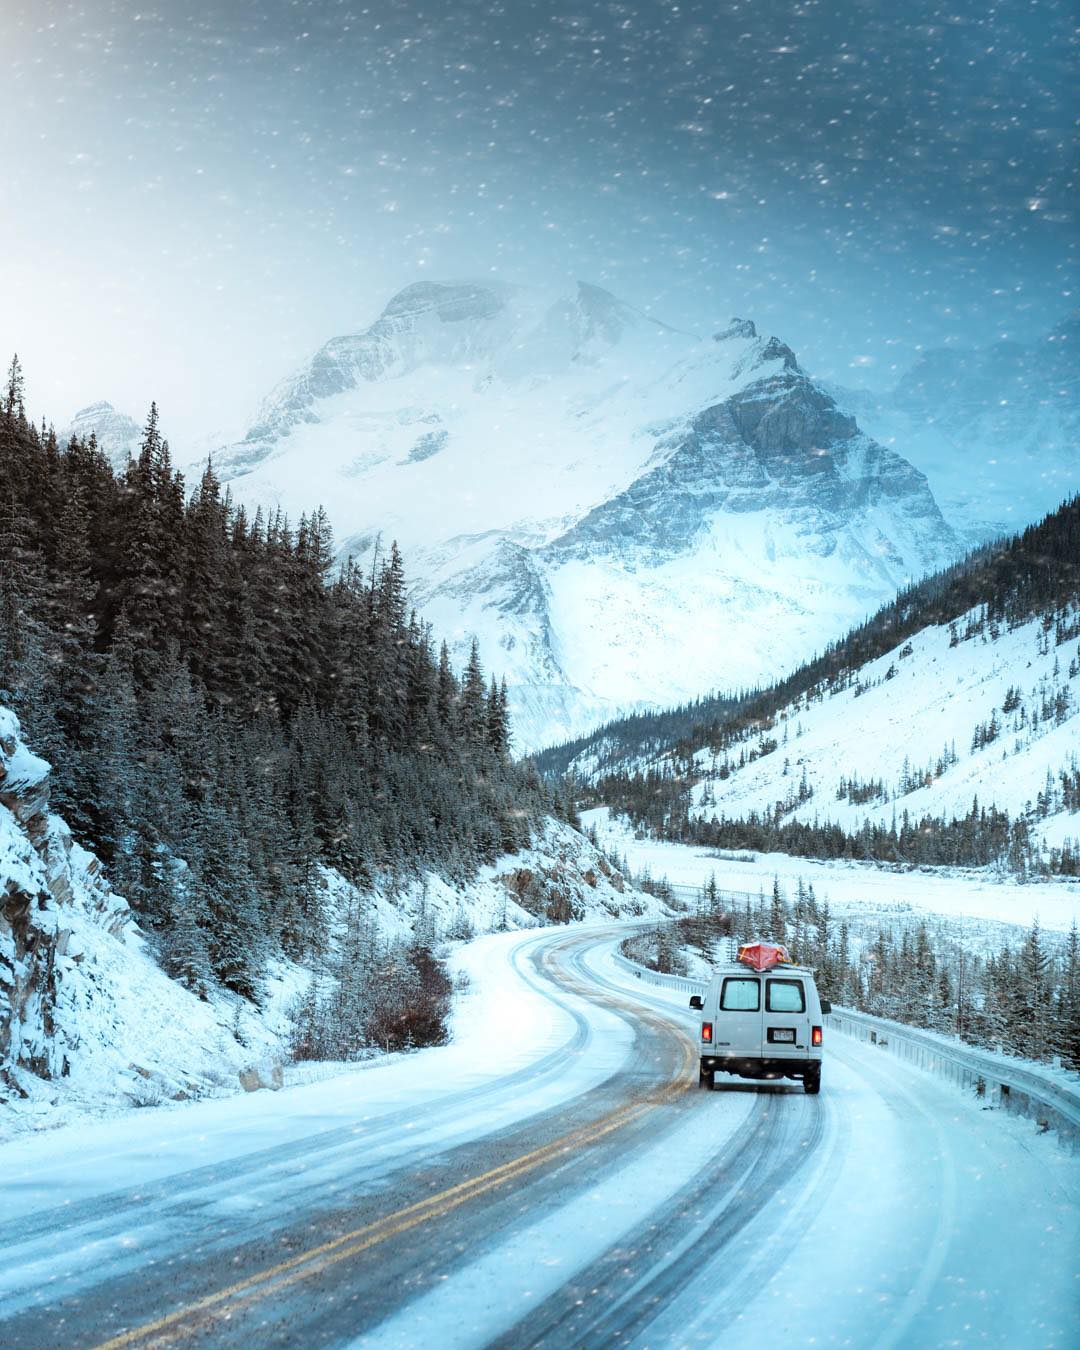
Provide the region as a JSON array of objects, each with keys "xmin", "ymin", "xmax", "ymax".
[
  {"xmin": 0, "ymin": 707, "xmax": 292, "ymax": 1133},
  {"xmin": 1, "ymin": 703, "xmax": 666, "ymax": 1138},
  {"xmin": 0, "ymin": 927, "xmax": 636, "ymax": 1226}
]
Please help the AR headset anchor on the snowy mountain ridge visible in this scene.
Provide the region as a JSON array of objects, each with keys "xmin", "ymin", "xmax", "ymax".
[
  {"xmin": 229, "ymin": 279, "xmax": 702, "ymax": 465},
  {"xmin": 201, "ymin": 279, "xmax": 962, "ymax": 750},
  {"xmin": 549, "ymin": 494, "xmax": 1080, "ymax": 888}
]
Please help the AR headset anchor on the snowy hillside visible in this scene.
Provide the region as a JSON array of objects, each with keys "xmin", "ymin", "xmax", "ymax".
[
  {"xmin": 0, "ymin": 706, "xmax": 663, "ymax": 1135},
  {"xmin": 829, "ymin": 317, "xmax": 1079, "ymax": 546},
  {"xmin": 684, "ymin": 606, "xmax": 1080, "ymax": 857},
  {"xmin": 564, "ymin": 499, "xmax": 1080, "ymax": 879},
  {"xmin": 202, "ymin": 281, "xmax": 960, "ymax": 748}
]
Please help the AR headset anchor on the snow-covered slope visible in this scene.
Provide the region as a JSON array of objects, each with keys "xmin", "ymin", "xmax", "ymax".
[
  {"xmin": 0, "ymin": 706, "xmax": 294, "ymax": 1124},
  {"xmin": 58, "ymin": 401, "xmax": 142, "ymax": 469},
  {"xmin": 829, "ymin": 317, "xmax": 1079, "ymax": 546},
  {"xmin": 685, "ymin": 606, "xmax": 1080, "ymax": 853},
  {"xmin": 205, "ymin": 281, "xmax": 961, "ymax": 749},
  {"xmin": 0, "ymin": 706, "xmax": 664, "ymax": 1134}
]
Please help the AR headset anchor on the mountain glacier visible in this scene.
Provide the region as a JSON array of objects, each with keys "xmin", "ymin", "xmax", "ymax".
[{"xmin": 204, "ymin": 280, "xmax": 963, "ymax": 749}]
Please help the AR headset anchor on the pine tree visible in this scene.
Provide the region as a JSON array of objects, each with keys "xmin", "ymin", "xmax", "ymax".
[
  {"xmin": 435, "ymin": 640, "xmax": 458, "ymax": 738},
  {"xmin": 486, "ymin": 675, "xmax": 510, "ymax": 756},
  {"xmin": 459, "ymin": 638, "xmax": 487, "ymax": 748},
  {"xmin": 1058, "ymin": 922, "xmax": 1080, "ymax": 1069},
  {"xmin": 1018, "ymin": 919, "xmax": 1052, "ymax": 1060},
  {"xmin": 44, "ymin": 480, "xmax": 102, "ymax": 831},
  {"xmin": 183, "ymin": 458, "xmax": 229, "ymax": 697},
  {"xmin": 768, "ymin": 877, "xmax": 787, "ymax": 943},
  {"xmin": 114, "ymin": 405, "xmax": 185, "ymax": 682},
  {"xmin": 4, "ymin": 354, "xmax": 25, "ymax": 419}
]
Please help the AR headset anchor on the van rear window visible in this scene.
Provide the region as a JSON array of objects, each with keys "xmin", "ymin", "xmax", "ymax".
[
  {"xmin": 720, "ymin": 977, "xmax": 760, "ymax": 1011},
  {"xmin": 766, "ymin": 979, "xmax": 806, "ymax": 1013}
]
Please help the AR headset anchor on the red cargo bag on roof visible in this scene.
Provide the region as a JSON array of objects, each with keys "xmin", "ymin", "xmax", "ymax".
[{"xmin": 738, "ymin": 941, "xmax": 792, "ymax": 972}]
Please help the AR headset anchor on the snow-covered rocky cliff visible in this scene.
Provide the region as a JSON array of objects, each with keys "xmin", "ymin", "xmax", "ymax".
[
  {"xmin": 0, "ymin": 705, "xmax": 288, "ymax": 1126},
  {"xmin": 205, "ymin": 281, "xmax": 962, "ymax": 749}
]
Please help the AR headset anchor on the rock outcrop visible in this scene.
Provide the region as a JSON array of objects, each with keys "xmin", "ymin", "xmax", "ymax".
[{"xmin": 1, "ymin": 710, "xmax": 130, "ymax": 1091}]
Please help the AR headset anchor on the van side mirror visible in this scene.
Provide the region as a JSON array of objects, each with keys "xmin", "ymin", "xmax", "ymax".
[
  {"xmin": 689, "ymin": 995, "xmax": 703, "ymax": 1010},
  {"xmin": 820, "ymin": 1000, "xmax": 832, "ymax": 1015}
]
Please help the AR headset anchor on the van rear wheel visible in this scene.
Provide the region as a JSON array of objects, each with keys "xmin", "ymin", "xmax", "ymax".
[{"xmin": 804, "ymin": 1066, "xmax": 821, "ymax": 1095}]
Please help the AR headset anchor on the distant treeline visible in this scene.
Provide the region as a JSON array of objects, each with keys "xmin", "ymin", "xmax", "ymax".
[
  {"xmin": 593, "ymin": 787, "xmax": 1079, "ymax": 876},
  {"xmin": 0, "ymin": 360, "xmax": 573, "ymax": 1000}
]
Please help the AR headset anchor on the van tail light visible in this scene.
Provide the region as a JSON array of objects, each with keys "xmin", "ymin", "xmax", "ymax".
[
  {"xmin": 701, "ymin": 1021, "xmax": 713, "ymax": 1043},
  {"xmin": 812, "ymin": 1025, "xmax": 823, "ymax": 1047}
]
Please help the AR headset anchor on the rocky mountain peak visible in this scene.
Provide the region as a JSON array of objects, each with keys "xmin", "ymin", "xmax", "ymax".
[
  {"xmin": 379, "ymin": 279, "xmax": 513, "ymax": 325},
  {"xmin": 728, "ymin": 370, "xmax": 856, "ymax": 454},
  {"xmin": 59, "ymin": 401, "xmax": 142, "ymax": 469},
  {"xmin": 759, "ymin": 336, "xmax": 800, "ymax": 371},
  {"xmin": 571, "ymin": 281, "xmax": 628, "ymax": 345},
  {"xmin": 715, "ymin": 318, "xmax": 757, "ymax": 342}
]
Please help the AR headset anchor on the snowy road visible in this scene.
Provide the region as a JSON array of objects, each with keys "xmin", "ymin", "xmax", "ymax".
[{"xmin": 1, "ymin": 926, "xmax": 1076, "ymax": 1348}]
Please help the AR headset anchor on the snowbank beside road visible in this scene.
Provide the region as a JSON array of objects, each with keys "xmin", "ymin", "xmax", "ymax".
[{"xmin": 0, "ymin": 928, "xmax": 633, "ymax": 1228}]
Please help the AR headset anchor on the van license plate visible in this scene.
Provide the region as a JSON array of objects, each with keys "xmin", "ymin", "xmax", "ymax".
[{"xmin": 769, "ymin": 1028, "xmax": 795, "ymax": 1043}]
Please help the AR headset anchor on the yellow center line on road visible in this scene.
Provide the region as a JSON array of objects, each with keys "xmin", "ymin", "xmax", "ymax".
[{"xmin": 95, "ymin": 1001, "xmax": 697, "ymax": 1349}]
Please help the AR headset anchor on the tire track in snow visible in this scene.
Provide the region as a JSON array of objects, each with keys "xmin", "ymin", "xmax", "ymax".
[
  {"xmin": 0, "ymin": 926, "xmax": 690, "ymax": 1345},
  {"xmin": 0, "ymin": 929, "xmax": 598, "ymax": 1253}
]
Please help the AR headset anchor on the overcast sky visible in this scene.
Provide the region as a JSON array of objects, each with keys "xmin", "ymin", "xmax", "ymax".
[{"xmin": 2, "ymin": 0, "xmax": 1075, "ymax": 448}]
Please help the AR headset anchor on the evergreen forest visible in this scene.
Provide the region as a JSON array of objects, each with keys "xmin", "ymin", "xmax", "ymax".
[{"xmin": 0, "ymin": 361, "xmax": 572, "ymax": 1005}]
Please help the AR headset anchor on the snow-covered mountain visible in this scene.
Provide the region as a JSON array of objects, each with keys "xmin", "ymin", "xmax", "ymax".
[
  {"xmin": 828, "ymin": 317, "xmax": 1079, "ymax": 546},
  {"xmin": 207, "ymin": 280, "xmax": 962, "ymax": 750},
  {"xmin": 58, "ymin": 400, "xmax": 142, "ymax": 469}
]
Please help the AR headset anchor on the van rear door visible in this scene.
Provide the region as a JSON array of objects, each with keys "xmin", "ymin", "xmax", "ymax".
[
  {"xmin": 714, "ymin": 974, "xmax": 762, "ymax": 1057},
  {"xmin": 764, "ymin": 976, "xmax": 810, "ymax": 1058}
]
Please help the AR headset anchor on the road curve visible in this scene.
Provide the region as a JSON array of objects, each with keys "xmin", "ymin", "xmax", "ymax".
[{"xmin": 0, "ymin": 926, "xmax": 1076, "ymax": 1349}]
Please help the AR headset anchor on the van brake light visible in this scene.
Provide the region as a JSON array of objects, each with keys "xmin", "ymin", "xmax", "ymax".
[
  {"xmin": 701, "ymin": 1022, "xmax": 713, "ymax": 1043},
  {"xmin": 812, "ymin": 1025, "xmax": 823, "ymax": 1047}
]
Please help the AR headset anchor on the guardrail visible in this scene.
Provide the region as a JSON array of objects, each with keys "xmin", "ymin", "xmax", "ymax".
[
  {"xmin": 660, "ymin": 882, "xmax": 763, "ymax": 906},
  {"xmin": 826, "ymin": 1006, "xmax": 1080, "ymax": 1147},
  {"xmin": 612, "ymin": 951, "xmax": 1080, "ymax": 1149},
  {"xmin": 610, "ymin": 951, "xmax": 705, "ymax": 995}
]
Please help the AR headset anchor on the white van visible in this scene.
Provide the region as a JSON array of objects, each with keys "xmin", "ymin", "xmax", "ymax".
[{"xmin": 690, "ymin": 962, "xmax": 830, "ymax": 1094}]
